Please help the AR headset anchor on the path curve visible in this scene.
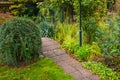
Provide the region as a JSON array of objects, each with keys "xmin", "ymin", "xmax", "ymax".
[{"xmin": 42, "ymin": 37, "xmax": 100, "ymax": 80}]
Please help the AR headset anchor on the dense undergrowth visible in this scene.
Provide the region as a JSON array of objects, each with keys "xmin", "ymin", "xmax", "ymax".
[
  {"xmin": 82, "ymin": 61, "xmax": 120, "ymax": 80},
  {"xmin": 52, "ymin": 14, "xmax": 120, "ymax": 80},
  {"xmin": 54, "ymin": 23, "xmax": 102, "ymax": 61},
  {"xmin": 54, "ymin": 14, "xmax": 120, "ymax": 72}
]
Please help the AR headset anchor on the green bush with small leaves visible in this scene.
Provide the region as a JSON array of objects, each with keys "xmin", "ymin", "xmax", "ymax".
[
  {"xmin": 75, "ymin": 45, "xmax": 90, "ymax": 61},
  {"xmin": 62, "ymin": 36, "xmax": 79, "ymax": 53},
  {"xmin": 74, "ymin": 44, "xmax": 101, "ymax": 61},
  {"xmin": 0, "ymin": 17, "xmax": 41, "ymax": 67},
  {"xmin": 82, "ymin": 61, "xmax": 120, "ymax": 80},
  {"xmin": 96, "ymin": 15, "xmax": 120, "ymax": 71},
  {"xmin": 39, "ymin": 21, "xmax": 55, "ymax": 37}
]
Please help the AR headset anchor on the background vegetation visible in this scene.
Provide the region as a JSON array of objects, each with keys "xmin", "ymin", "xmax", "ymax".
[{"xmin": 0, "ymin": 0, "xmax": 120, "ymax": 80}]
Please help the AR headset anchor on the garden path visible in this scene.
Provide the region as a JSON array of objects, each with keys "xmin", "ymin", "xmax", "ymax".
[{"xmin": 41, "ymin": 37, "xmax": 100, "ymax": 80}]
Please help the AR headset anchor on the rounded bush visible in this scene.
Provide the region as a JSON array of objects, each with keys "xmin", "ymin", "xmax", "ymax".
[{"xmin": 0, "ymin": 17, "xmax": 41, "ymax": 66}]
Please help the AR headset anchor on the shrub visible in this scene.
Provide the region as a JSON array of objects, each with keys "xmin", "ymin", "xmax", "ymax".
[
  {"xmin": 82, "ymin": 18, "xmax": 99, "ymax": 44},
  {"xmin": 55, "ymin": 23, "xmax": 69, "ymax": 43},
  {"xmin": 55, "ymin": 23, "xmax": 78, "ymax": 44},
  {"xmin": 55, "ymin": 23, "xmax": 101, "ymax": 61},
  {"xmin": 0, "ymin": 17, "xmax": 41, "ymax": 67},
  {"xmin": 75, "ymin": 44, "xmax": 101, "ymax": 61},
  {"xmin": 9, "ymin": 3, "xmax": 39, "ymax": 16},
  {"xmin": 73, "ymin": 0, "xmax": 107, "ymax": 21},
  {"xmin": 82, "ymin": 61, "xmax": 120, "ymax": 80},
  {"xmin": 9, "ymin": 4, "xmax": 26, "ymax": 16},
  {"xmin": 39, "ymin": 21, "xmax": 55, "ymax": 37},
  {"xmin": 89, "ymin": 44, "xmax": 101, "ymax": 60},
  {"xmin": 96, "ymin": 15, "xmax": 120, "ymax": 71},
  {"xmin": 75, "ymin": 45, "xmax": 90, "ymax": 61},
  {"xmin": 62, "ymin": 35, "xmax": 79, "ymax": 53}
]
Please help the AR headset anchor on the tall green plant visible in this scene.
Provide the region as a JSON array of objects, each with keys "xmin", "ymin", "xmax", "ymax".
[
  {"xmin": 0, "ymin": 17, "xmax": 41, "ymax": 67},
  {"xmin": 39, "ymin": 21, "xmax": 55, "ymax": 37},
  {"xmin": 82, "ymin": 18, "xmax": 99, "ymax": 44},
  {"xmin": 55, "ymin": 23, "xmax": 78, "ymax": 44}
]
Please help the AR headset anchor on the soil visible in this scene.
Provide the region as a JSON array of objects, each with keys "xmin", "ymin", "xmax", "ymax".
[{"xmin": 0, "ymin": 12, "xmax": 14, "ymax": 25}]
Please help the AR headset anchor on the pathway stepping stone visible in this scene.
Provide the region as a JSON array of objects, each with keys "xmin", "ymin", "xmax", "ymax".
[{"xmin": 42, "ymin": 37, "xmax": 100, "ymax": 80}]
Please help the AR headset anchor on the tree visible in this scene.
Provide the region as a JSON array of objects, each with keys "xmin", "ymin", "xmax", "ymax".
[
  {"xmin": 37, "ymin": 0, "xmax": 75, "ymax": 23},
  {"xmin": 9, "ymin": 0, "xmax": 40, "ymax": 16},
  {"xmin": 73, "ymin": 0, "xmax": 107, "ymax": 21}
]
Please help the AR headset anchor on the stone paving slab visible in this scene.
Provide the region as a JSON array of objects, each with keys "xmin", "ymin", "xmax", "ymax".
[{"xmin": 41, "ymin": 37, "xmax": 100, "ymax": 80}]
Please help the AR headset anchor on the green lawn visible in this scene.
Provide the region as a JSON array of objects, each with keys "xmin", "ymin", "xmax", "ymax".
[{"xmin": 0, "ymin": 58, "xmax": 75, "ymax": 80}]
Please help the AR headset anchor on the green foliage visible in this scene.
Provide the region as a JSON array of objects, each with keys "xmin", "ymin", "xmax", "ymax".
[
  {"xmin": 24, "ymin": 3, "xmax": 39, "ymax": 16},
  {"xmin": 55, "ymin": 23, "xmax": 101, "ymax": 61},
  {"xmin": 62, "ymin": 36, "xmax": 79, "ymax": 53},
  {"xmin": 9, "ymin": 4, "xmax": 27, "ymax": 16},
  {"xmin": 37, "ymin": 0, "xmax": 75, "ymax": 23},
  {"xmin": 0, "ymin": 58, "xmax": 75, "ymax": 80},
  {"xmin": 75, "ymin": 44, "xmax": 101, "ymax": 61},
  {"xmin": 0, "ymin": 17, "xmax": 41, "ymax": 66},
  {"xmin": 82, "ymin": 61, "xmax": 120, "ymax": 80},
  {"xmin": 96, "ymin": 15, "xmax": 120, "ymax": 71},
  {"xmin": 73, "ymin": 0, "xmax": 107, "ymax": 21},
  {"xmin": 37, "ymin": 0, "xmax": 107, "ymax": 23},
  {"xmin": 9, "ymin": 2, "xmax": 39, "ymax": 16},
  {"xmin": 99, "ymin": 15, "xmax": 120, "ymax": 57},
  {"xmin": 55, "ymin": 23, "xmax": 69, "ymax": 43},
  {"xmin": 82, "ymin": 18, "xmax": 100, "ymax": 44},
  {"xmin": 107, "ymin": 0, "xmax": 114, "ymax": 11},
  {"xmin": 55, "ymin": 23, "xmax": 78, "ymax": 44},
  {"xmin": 89, "ymin": 44, "xmax": 101, "ymax": 59},
  {"xmin": 37, "ymin": 0, "xmax": 56, "ymax": 23},
  {"xmin": 9, "ymin": 0, "xmax": 38, "ymax": 2},
  {"xmin": 39, "ymin": 21, "xmax": 55, "ymax": 37},
  {"xmin": 37, "ymin": 0, "xmax": 58, "ymax": 23},
  {"xmin": 75, "ymin": 45, "xmax": 90, "ymax": 61}
]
